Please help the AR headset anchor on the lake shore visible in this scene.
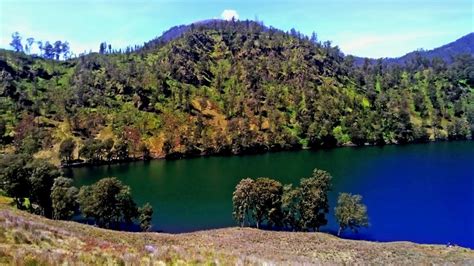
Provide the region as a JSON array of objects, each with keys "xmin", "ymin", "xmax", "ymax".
[
  {"xmin": 68, "ymin": 140, "xmax": 474, "ymax": 248},
  {"xmin": 0, "ymin": 199, "xmax": 472, "ymax": 265},
  {"xmin": 59, "ymin": 138, "xmax": 473, "ymax": 169}
]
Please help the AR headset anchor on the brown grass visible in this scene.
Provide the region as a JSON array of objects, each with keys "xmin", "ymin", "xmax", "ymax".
[{"xmin": 0, "ymin": 198, "xmax": 472, "ymax": 265}]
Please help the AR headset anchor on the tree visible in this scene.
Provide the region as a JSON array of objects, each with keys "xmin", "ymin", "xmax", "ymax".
[
  {"xmin": 61, "ymin": 41, "xmax": 70, "ymax": 59},
  {"xmin": 123, "ymin": 126, "xmax": 142, "ymax": 157},
  {"xmin": 99, "ymin": 42, "xmax": 107, "ymax": 54},
  {"xmin": 281, "ymin": 184, "xmax": 301, "ymax": 231},
  {"xmin": 79, "ymin": 139, "xmax": 102, "ymax": 163},
  {"xmin": 59, "ymin": 138, "xmax": 76, "ymax": 164},
  {"xmin": 298, "ymin": 169, "xmax": 332, "ymax": 231},
  {"xmin": 335, "ymin": 193, "xmax": 369, "ymax": 236},
  {"xmin": 51, "ymin": 177, "xmax": 79, "ymax": 220},
  {"xmin": 10, "ymin": 32, "xmax": 23, "ymax": 52},
  {"xmin": 26, "ymin": 159, "xmax": 61, "ymax": 217},
  {"xmin": 40, "ymin": 41, "xmax": 54, "ymax": 59},
  {"xmin": 138, "ymin": 203, "xmax": 153, "ymax": 231},
  {"xmin": 114, "ymin": 140, "xmax": 129, "ymax": 161},
  {"xmin": 0, "ymin": 154, "xmax": 30, "ymax": 208},
  {"xmin": 232, "ymin": 178, "xmax": 256, "ymax": 227},
  {"xmin": 117, "ymin": 186, "xmax": 139, "ymax": 224},
  {"xmin": 25, "ymin": 37, "xmax": 35, "ymax": 54},
  {"xmin": 0, "ymin": 119, "xmax": 5, "ymax": 143},
  {"xmin": 252, "ymin": 177, "xmax": 283, "ymax": 228},
  {"xmin": 310, "ymin": 31, "xmax": 318, "ymax": 43},
  {"xmin": 53, "ymin": 40, "xmax": 63, "ymax": 60},
  {"xmin": 78, "ymin": 177, "xmax": 138, "ymax": 229},
  {"xmin": 101, "ymin": 138, "xmax": 114, "ymax": 161}
]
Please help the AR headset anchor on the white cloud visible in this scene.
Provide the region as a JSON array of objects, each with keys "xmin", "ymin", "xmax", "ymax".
[
  {"xmin": 221, "ymin": 9, "xmax": 239, "ymax": 21},
  {"xmin": 335, "ymin": 31, "xmax": 447, "ymax": 58}
]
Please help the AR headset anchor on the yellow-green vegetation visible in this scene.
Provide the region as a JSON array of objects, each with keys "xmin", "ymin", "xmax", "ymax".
[
  {"xmin": 0, "ymin": 196, "xmax": 473, "ymax": 265},
  {"xmin": 1, "ymin": 20, "xmax": 472, "ymax": 167}
]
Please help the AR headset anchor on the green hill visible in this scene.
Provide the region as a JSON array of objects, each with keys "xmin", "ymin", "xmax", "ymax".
[{"xmin": 0, "ymin": 20, "xmax": 473, "ymax": 165}]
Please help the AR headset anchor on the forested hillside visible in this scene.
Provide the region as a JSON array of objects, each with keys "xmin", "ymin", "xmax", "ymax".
[
  {"xmin": 388, "ymin": 33, "xmax": 474, "ymax": 64},
  {"xmin": 0, "ymin": 20, "xmax": 473, "ymax": 165}
]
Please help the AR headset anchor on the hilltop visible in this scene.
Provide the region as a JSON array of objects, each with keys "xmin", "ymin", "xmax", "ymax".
[
  {"xmin": 0, "ymin": 20, "xmax": 472, "ymax": 166},
  {"xmin": 0, "ymin": 197, "xmax": 473, "ymax": 264}
]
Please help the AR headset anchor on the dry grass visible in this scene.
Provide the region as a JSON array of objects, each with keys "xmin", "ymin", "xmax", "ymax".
[{"xmin": 0, "ymin": 198, "xmax": 472, "ymax": 265}]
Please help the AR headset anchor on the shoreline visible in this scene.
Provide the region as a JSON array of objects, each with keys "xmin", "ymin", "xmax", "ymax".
[
  {"xmin": 0, "ymin": 201, "xmax": 472, "ymax": 264},
  {"xmin": 60, "ymin": 138, "xmax": 472, "ymax": 169}
]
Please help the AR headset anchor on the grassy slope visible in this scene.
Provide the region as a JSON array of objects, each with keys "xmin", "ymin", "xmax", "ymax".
[{"xmin": 0, "ymin": 197, "xmax": 473, "ymax": 265}]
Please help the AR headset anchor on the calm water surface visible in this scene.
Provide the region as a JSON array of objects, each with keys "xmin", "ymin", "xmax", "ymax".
[{"xmin": 67, "ymin": 141, "xmax": 474, "ymax": 248}]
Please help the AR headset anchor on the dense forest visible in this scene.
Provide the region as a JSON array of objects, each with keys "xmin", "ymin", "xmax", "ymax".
[{"xmin": 0, "ymin": 20, "xmax": 473, "ymax": 165}]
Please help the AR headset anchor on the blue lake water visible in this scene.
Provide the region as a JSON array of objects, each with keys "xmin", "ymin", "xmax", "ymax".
[{"xmin": 67, "ymin": 141, "xmax": 474, "ymax": 248}]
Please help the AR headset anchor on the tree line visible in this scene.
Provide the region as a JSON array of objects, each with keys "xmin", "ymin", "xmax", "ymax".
[
  {"xmin": 9, "ymin": 32, "xmax": 150, "ymax": 60},
  {"xmin": 0, "ymin": 154, "xmax": 153, "ymax": 231},
  {"xmin": 9, "ymin": 32, "xmax": 71, "ymax": 60},
  {"xmin": 232, "ymin": 168, "xmax": 369, "ymax": 236},
  {"xmin": 59, "ymin": 137, "xmax": 150, "ymax": 166}
]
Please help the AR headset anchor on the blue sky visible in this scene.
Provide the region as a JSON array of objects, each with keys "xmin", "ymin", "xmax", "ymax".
[{"xmin": 0, "ymin": 0, "xmax": 472, "ymax": 58}]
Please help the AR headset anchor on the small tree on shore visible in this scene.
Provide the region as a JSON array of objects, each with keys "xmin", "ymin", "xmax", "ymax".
[
  {"xmin": 281, "ymin": 184, "xmax": 301, "ymax": 231},
  {"xmin": 51, "ymin": 177, "xmax": 79, "ymax": 220},
  {"xmin": 252, "ymin": 177, "xmax": 283, "ymax": 229},
  {"xmin": 298, "ymin": 169, "xmax": 332, "ymax": 231},
  {"xmin": 138, "ymin": 203, "xmax": 154, "ymax": 232},
  {"xmin": 0, "ymin": 154, "xmax": 30, "ymax": 209},
  {"xmin": 59, "ymin": 138, "xmax": 76, "ymax": 164},
  {"xmin": 78, "ymin": 177, "xmax": 138, "ymax": 229},
  {"xmin": 232, "ymin": 178, "xmax": 256, "ymax": 227},
  {"xmin": 335, "ymin": 193, "xmax": 369, "ymax": 236},
  {"xmin": 26, "ymin": 159, "xmax": 61, "ymax": 218}
]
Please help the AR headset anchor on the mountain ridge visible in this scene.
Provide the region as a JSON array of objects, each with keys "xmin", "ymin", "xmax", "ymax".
[
  {"xmin": 352, "ymin": 32, "xmax": 474, "ymax": 65},
  {"xmin": 144, "ymin": 20, "xmax": 473, "ymax": 63}
]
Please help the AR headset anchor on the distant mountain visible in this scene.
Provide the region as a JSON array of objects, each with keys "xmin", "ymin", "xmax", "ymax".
[{"xmin": 353, "ymin": 33, "xmax": 474, "ymax": 65}]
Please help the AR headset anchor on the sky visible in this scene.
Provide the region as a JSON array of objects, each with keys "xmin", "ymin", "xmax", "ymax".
[{"xmin": 0, "ymin": 0, "xmax": 472, "ymax": 58}]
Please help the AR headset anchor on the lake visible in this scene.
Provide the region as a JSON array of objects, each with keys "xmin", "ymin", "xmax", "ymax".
[{"xmin": 66, "ymin": 141, "xmax": 474, "ymax": 248}]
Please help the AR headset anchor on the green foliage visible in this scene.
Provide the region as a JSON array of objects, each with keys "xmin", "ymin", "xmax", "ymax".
[
  {"xmin": 335, "ymin": 193, "xmax": 369, "ymax": 236},
  {"xmin": 79, "ymin": 139, "xmax": 103, "ymax": 163},
  {"xmin": 51, "ymin": 177, "xmax": 79, "ymax": 220},
  {"xmin": 232, "ymin": 168, "xmax": 338, "ymax": 233},
  {"xmin": 252, "ymin": 178, "xmax": 283, "ymax": 228},
  {"xmin": 232, "ymin": 178, "xmax": 256, "ymax": 227},
  {"xmin": 332, "ymin": 126, "xmax": 351, "ymax": 145},
  {"xmin": 0, "ymin": 154, "xmax": 31, "ymax": 208},
  {"xmin": 78, "ymin": 177, "xmax": 139, "ymax": 229},
  {"xmin": 1, "ymin": 21, "xmax": 472, "ymax": 162},
  {"xmin": 281, "ymin": 184, "xmax": 301, "ymax": 231},
  {"xmin": 59, "ymin": 138, "xmax": 75, "ymax": 164},
  {"xmin": 138, "ymin": 203, "xmax": 154, "ymax": 232},
  {"xmin": 25, "ymin": 159, "xmax": 61, "ymax": 217},
  {"xmin": 0, "ymin": 155, "xmax": 63, "ymax": 218},
  {"xmin": 232, "ymin": 177, "xmax": 284, "ymax": 229},
  {"xmin": 298, "ymin": 169, "xmax": 332, "ymax": 231},
  {"xmin": 0, "ymin": 119, "xmax": 6, "ymax": 142}
]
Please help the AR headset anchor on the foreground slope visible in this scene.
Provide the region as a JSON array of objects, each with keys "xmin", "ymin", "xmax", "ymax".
[{"xmin": 0, "ymin": 199, "xmax": 473, "ymax": 265}]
